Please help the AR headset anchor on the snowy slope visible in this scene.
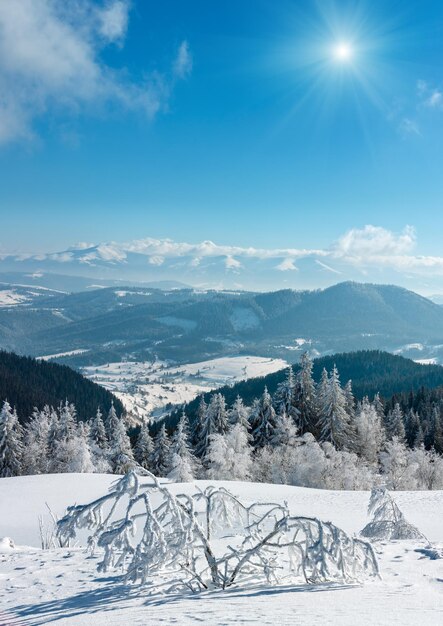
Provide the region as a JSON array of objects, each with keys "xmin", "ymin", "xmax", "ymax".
[{"xmin": 0, "ymin": 475, "xmax": 442, "ymax": 625}]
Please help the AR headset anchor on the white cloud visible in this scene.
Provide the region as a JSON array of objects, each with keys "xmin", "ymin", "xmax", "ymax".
[
  {"xmin": 173, "ymin": 41, "xmax": 192, "ymax": 79},
  {"xmin": 98, "ymin": 1, "xmax": 129, "ymax": 44},
  {"xmin": 333, "ymin": 225, "xmax": 416, "ymax": 259},
  {"xmin": 0, "ymin": 0, "xmax": 192, "ymax": 144},
  {"xmin": 417, "ymin": 80, "xmax": 443, "ymax": 110}
]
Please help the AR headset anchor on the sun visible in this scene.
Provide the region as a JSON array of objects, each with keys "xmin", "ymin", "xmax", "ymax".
[{"xmin": 333, "ymin": 42, "xmax": 353, "ymax": 62}]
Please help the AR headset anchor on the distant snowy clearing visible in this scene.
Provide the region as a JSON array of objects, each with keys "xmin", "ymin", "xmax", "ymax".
[
  {"xmin": 82, "ymin": 356, "xmax": 288, "ymax": 422},
  {"xmin": 0, "ymin": 475, "xmax": 442, "ymax": 625}
]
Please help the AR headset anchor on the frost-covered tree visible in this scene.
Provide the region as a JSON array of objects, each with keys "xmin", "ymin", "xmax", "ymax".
[
  {"xmin": 88, "ymin": 409, "xmax": 111, "ymax": 473},
  {"xmin": 355, "ymin": 398, "xmax": 385, "ymax": 465},
  {"xmin": 22, "ymin": 406, "xmax": 51, "ymax": 475},
  {"xmin": 56, "ymin": 400, "xmax": 77, "ymax": 441},
  {"xmin": 168, "ymin": 411, "xmax": 198, "ymax": 482},
  {"xmin": 0, "ymin": 401, "xmax": 23, "ymax": 477},
  {"xmin": 430, "ymin": 406, "xmax": 443, "ymax": 453},
  {"xmin": 294, "ymin": 353, "xmax": 317, "ymax": 433},
  {"xmin": 318, "ymin": 366, "xmax": 355, "ymax": 451},
  {"xmin": 58, "ymin": 473, "xmax": 379, "ymax": 592},
  {"xmin": 361, "ymin": 487, "xmax": 426, "ymax": 541},
  {"xmin": 206, "ymin": 422, "xmax": 252, "ymax": 481},
  {"xmin": 321, "ymin": 443, "xmax": 374, "ymax": 491},
  {"xmin": 372, "ymin": 393, "xmax": 385, "ymax": 421},
  {"xmin": 405, "ymin": 409, "xmax": 421, "ymax": 448},
  {"xmin": 343, "ymin": 380, "xmax": 355, "ymax": 420},
  {"xmin": 192, "ymin": 395, "xmax": 207, "ymax": 447},
  {"xmin": 108, "ymin": 416, "xmax": 136, "ymax": 474},
  {"xmin": 134, "ymin": 421, "xmax": 154, "ymax": 471},
  {"xmin": 229, "ymin": 396, "xmax": 251, "ymax": 435},
  {"xmin": 68, "ymin": 425, "xmax": 95, "ymax": 473},
  {"xmin": 271, "ymin": 410, "xmax": 298, "ymax": 447},
  {"xmin": 250, "ymin": 387, "xmax": 277, "ymax": 448},
  {"xmin": 410, "ymin": 446, "xmax": 443, "ymax": 490},
  {"xmin": 379, "ymin": 437, "xmax": 417, "ymax": 490},
  {"xmin": 106, "ymin": 402, "xmax": 120, "ymax": 439},
  {"xmin": 151, "ymin": 424, "xmax": 171, "ymax": 477},
  {"xmin": 195, "ymin": 393, "xmax": 228, "ymax": 458},
  {"xmin": 89, "ymin": 409, "xmax": 108, "ymax": 450},
  {"xmin": 273, "ymin": 367, "xmax": 298, "ymax": 422},
  {"xmin": 385, "ymin": 403, "xmax": 406, "ymax": 441}
]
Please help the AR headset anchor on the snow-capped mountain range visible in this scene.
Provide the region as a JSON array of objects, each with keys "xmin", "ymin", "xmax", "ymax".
[{"xmin": 2, "ymin": 226, "xmax": 443, "ymax": 293}]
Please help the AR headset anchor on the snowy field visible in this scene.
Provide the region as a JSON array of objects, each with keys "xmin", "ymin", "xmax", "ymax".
[
  {"xmin": 0, "ymin": 474, "xmax": 442, "ymax": 625},
  {"xmin": 82, "ymin": 356, "xmax": 288, "ymax": 421}
]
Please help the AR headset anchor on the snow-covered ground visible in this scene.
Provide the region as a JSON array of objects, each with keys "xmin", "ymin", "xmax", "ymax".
[
  {"xmin": 0, "ymin": 474, "xmax": 442, "ymax": 625},
  {"xmin": 82, "ymin": 356, "xmax": 288, "ymax": 421},
  {"xmin": 37, "ymin": 349, "xmax": 90, "ymax": 361}
]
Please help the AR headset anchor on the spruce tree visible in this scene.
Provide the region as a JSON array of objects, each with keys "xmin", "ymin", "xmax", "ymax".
[
  {"xmin": 134, "ymin": 421, "xmax": 154, "ymax": 470},
  {"xmin": 385, "ymin": 403, "xmax": 406, "ymax": 442},
  {"xmin": 151, "ymin": 424, "xmax": 171, "ymax": 477},
  {"xmin": 250, "ymin": 387, "xmax": 277, "ymax": 448},
  {"xmin": 0, "ymin": 401, "xmax": 23, "ymax": 477},
  {"xmin": 108, "ymin": 416, "xmax": 136, "ymax": 474},
  {"xmin": 294, "ymin": 353, "xmax": 317, "ymax": 433},
  {"xmin": 229, "ymin": 395, "xmax": 251, "ymax": 435},
  {"xmin": 317, "ymin": 366, "xmax": 355, "ymax": 450},
  {"xmin": 195, "ymin": 393, "xmax": 228, "ymax": 457},
  {"xmin": 168, "ymin": 411, "xmax": 198, "ymax": 482},
  {"xmin": 274, "ymin": 367, "xmax": 298, "ymax": 422}
]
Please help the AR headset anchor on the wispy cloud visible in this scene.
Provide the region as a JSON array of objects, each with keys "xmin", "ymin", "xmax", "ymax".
[
  {"xmin": 417, "ymin": 80, "xmax": 443, "ymax": 110},
  {"xmin": 173, "ymin": 41, "xmax": 193, "ymax": 80},
  {"xmin": 0, "ymin": 0, "xmax": 192, "ymax": 144}
]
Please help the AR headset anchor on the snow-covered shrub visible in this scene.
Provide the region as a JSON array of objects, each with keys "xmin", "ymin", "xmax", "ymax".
[
  {"xmin": 58, "ymin": 472, "xmax": 379, "ymax": 593},
  {"xmin": 360, "ymin": 487, "xmax": 426, "ymax": 541}
]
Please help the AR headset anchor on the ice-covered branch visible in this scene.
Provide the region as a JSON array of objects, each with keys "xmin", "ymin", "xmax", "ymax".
[{"xmin": 58, "ymin": 472, "xmax": 379, "ymax": 592}]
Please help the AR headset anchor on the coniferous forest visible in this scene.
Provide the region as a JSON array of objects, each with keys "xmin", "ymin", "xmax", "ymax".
[{"xmin": 2, "ymin": 352, "xmax": 442, "ymax": 491}]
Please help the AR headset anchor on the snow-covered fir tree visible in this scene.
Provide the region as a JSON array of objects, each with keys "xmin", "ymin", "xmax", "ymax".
[
  {"xmin": 385, "ymin": 403, "xmax": 406, "ymax": 441},
  {"xmin": 293, "ymin": 353, "xmax": 317, "ymax": 433},
  {"xmin": 317, "ymin": 366, "xmax": 355, "ymax": 450},
  {"xmin": 273, "ymin": 367, "xmax": 298, "ymax": 422},
  {"xmin": 168, "ymin": 411, "xmax": 198, "ymax": 482},
  {"xmin": 355, "ymin": 397, "xmax": 385, "ymax": 465},
  {"xmin": 22, "ymin": 406, "xmax": 51, "ymax": 475},
  {"xmin": 134, "ymin": 421, "xmax": 154, "ymax": 471},
  {"xmin": 108, "ymin": 415, "xmax": 136, "ymax": 474},
  {"xmin": 229, "ymin": 395, "xmax": 251, "ymax": 434},
  {"xmin": 151, "ymin": 424, "xmax": 171, "ymax": 477},
  {"xmin": 192, "ymin": 395, "xmax": 207, "ymax": 447},
  {"xmin": 195, "ymin": 393, "xmax": 228, "ymax": 458},
  {"xmin": 0, "ymin": 401, "xmax": 23, "ymax": 477},
  {"xmin": 250, "ymin": 387, "xmax": 277, "ymax": 448},
  {"xmin": 88, "ymin": 408, "xmax": 111, "ymax": 473},
  {"xmin": 271, "ymin": 410, "xmax": 299, "ymax": 447}
]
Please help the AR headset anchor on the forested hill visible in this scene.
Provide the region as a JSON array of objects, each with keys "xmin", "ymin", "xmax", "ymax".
[
  {"xmin": 161, "ymin": 350, "xmax": 443, "ymax": 431},
  {"xmin": 0, "ymin": 350, "xmax": 123, "ymax": 422}
]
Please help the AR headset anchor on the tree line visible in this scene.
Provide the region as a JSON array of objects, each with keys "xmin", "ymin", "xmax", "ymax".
[{"xmin": 1, "ymin": 352, "xmax": 442, "ymax": 490}]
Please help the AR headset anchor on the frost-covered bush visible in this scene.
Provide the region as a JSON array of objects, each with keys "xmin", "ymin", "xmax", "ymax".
[
  {"xmin": 58, "ymin": 471, "xmax": 379, "ymax": 593},
  {"xmin": 360, "ymin": 487, "xmax": 426, "ymax": 542}
]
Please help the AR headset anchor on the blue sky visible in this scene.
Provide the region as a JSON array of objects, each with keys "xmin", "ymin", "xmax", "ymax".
[{"xmin": 1, "ymin": 0, "xmax": 443, "ymax": 290}]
